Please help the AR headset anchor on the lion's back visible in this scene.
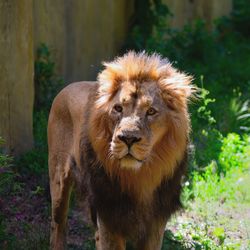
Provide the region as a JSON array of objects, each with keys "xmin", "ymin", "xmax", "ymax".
[
  {"xmin": 49, "ymin": 81, "xmax": 97, "ymax": 123},
  {"xmin": 48, "ymin": 81, "xmax": 98, "ymax": 172}
]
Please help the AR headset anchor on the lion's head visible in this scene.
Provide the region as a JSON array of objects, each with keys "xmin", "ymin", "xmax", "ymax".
[{"xmin": 89, "ymin": 52, "xmax": 195, "ymax": 198}]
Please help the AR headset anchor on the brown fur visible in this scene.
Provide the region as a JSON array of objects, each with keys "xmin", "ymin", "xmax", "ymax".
[{"xmin": 48, "ymin": 52, "xmax": 195, "ymax": 249}]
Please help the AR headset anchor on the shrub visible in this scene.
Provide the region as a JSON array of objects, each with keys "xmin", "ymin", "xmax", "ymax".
[
  {"xmin": 219, "ymin": 133, "xmax": 247, "ymax": 173},
  {"xmin": 125, "ymin": 0, "xmax": 170, "ymax": 50},
  {"xmin": 34, "ymin": 44, "xmax": 63, "ymax": 110},
  {"xmin": 232, "ymin": 0, "xmax": 250, "ymax": 37},
  {"xmin": 184, "ymin": 133, "xmax": 249, "ymax": 203},
  {"xmin": 148, "ymin": 19, "xmax": 216, "ymax": 64},
  {"xmin": 227, "ymin": 98, "xmax": 250, "ymax": 133},
  {"xmin": 189, "ymin": 79, "xmax": 223, "ymax": 170}
]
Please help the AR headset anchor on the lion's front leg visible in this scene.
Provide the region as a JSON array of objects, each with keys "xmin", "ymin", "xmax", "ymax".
[
  {"xmin": 49, "ymin": 154, "xmax": 73, "ymax": 250},
  {"xmin": 96, "ymin": 216, "xmax": 126, "ymax": 250},
  {"xmin": 135, "ymin": 219, "xmax": 166, "ymax": 250}
]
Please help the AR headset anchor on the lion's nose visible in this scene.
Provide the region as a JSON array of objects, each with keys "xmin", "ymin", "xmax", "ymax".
[{"xmin": 118, "ymin": 135, "xmax": 141, "ymax": 147}]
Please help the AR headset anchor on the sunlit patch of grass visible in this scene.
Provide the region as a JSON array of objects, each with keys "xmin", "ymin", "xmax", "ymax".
[
  {"xmin": 165, "ymin": 168, "xmax": 250, "ymax": 249},
  {"xmin": 164, "ymin": 134, "xmax": 250, "ymax": 249}
]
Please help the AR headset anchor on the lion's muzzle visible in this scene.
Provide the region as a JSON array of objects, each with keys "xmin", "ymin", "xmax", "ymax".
[{"xmin": 110, "ymin": 115, "xmax": 152, "ymax": 169}]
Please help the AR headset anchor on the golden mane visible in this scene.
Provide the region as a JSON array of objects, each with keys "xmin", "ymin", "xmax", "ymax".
[{"xmin": 89, "ymin": 51, "xmax": 195, "ymax": 200}]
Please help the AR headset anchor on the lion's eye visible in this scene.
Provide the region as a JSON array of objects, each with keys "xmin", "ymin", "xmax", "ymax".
[
  {"xmin": 114, "ymin": 104, "xmax": 123, "ymax": 113},
  {"xmin": 147, "ymin": 107, "xmax": 157, "ymax": 116}
]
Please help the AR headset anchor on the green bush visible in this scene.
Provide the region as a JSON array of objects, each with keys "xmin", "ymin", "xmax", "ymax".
[
  {"xmin": 125, "ymin": 0, "xmax": 171, "ymax": 50},
  {"xmin": 184, "ymin": 133, "xmax": 249, "ymax": 203},
  {"xmin": 189, "ymin": 80, "xmax": 223, "ymax": 170},
  {"xmin": 149, "ymin": 19, "xmax": 217, "ymax": 64},
  {"xmin": 226, "ymin": 97, "xmax": 250, "ymax": 133},
  {"xmin": 219, "ymin": 133, "xmax": 248, "ymax": 173},
  {"xmin": 34, "ymin": 43, "xmax": 63, "ymax": 110},
  {"xmin": 232, "ymin": 0, "xmax": 250, "ymax": 37}
]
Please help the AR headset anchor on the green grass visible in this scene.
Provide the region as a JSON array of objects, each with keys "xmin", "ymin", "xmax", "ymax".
[{"xmin": 164, "ymin": 134, "xmax": 250, "ymax": 249}]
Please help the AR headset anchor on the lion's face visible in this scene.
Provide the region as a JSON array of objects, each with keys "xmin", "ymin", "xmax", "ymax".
[
  {"xmin": 108, "ymin": 81, "xmax": 168, "ymax": 170},
  {"xmin": 90, "ymin": 52, "xmax": 195, "ymax": 179}
]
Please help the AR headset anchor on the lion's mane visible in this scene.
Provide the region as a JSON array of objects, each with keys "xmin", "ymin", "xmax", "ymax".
[{"xmin": 88, "ymin": 52, "xmax": 195, "ymax": 201}]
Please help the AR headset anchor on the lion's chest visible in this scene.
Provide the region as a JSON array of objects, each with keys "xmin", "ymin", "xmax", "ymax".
[
  {"xmin": 81, "ymin": 142, "xmax": 185, "ymax": 239},
  {"xmin": 86, "ymin": 163, "xmax": 170, "ymax": 238}
]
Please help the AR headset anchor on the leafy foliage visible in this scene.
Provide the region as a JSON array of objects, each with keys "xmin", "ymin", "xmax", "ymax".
[
  {"xmin": 227, "ymin": 98, "xmax": 250, "ymax": 133},
  {"xmin": 186, "ymin": 132, "xmax": 249, "ymax": 206},
  {"xmin": 189, "ymin": 80, "xmax": 223, "ymax": 169},
  {"xmin": 232, "ymin": 0, "xmax": 250, "ymax": 37},
  {"xmin": 125, "ymin": 0, "xmax": 171, "ymax": 50},
  {"xmin": 219, "ymin": 133, "xmax": 248, "ymax": 173},
  {"xmin": 34, "ymin": 43, "xmax": 63, "ymax": 110}
]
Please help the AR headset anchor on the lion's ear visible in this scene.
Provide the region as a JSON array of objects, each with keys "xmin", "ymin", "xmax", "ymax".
[
  {"xmin": 98, "ymin": 66, "xmax": 118, "ymax": 94},
  {"xmin": 96, "ymin": 64, "xmax": 122, "ymax": 107},
  {"xmin": 159, "ymin": 69, "xmax": 195, "ymax": 111}
]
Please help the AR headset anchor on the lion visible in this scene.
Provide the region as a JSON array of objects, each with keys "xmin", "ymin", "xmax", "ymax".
[{"xmin": 48, "ymin": 51, "xmax": 195, "ymax": 250}]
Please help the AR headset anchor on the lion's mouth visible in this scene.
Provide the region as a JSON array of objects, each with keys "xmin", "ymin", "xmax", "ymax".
[{"xmin": 123, "ymin": 153, "xmax": 143, "ymax": 163}]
